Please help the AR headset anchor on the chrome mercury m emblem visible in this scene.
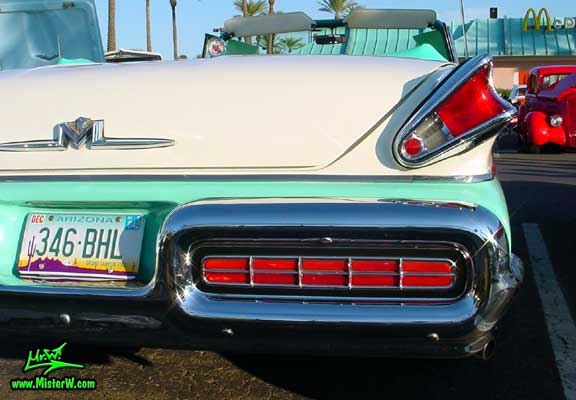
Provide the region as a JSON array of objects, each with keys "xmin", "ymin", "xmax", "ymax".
[
  {"xmin": 61, "ymin": 117, "xmax": 95, "ymax": 148},
  {"xmin": 0, "ymin": 117, "xmax": 175, "ymax": 151}
]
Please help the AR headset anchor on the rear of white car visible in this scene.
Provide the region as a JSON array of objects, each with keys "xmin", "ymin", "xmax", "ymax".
[{"xmin": 0, "ymin": 6, "xmax": 523, "ymax": 359}]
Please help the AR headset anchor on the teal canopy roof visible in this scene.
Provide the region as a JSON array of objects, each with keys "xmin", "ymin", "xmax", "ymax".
[
  {"xmin": 293, "ymin": 27, "xmax": 449, "ymax": 61},
  {"xmin": 293, "ymin": 17, "xmax": 576, "ymax": 59},
  {"xmin": 448, "ymin": 18, "xmax": 576, "ymax": 57}
]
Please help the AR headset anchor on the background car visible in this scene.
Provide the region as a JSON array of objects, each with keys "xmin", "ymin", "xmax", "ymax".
[
  {"xmin": 509, "ymin": 84, "xmax": 527, "ymax": 107},
  {"xmin": 0, "ymin": 0, "xmax": 103, "ymax": 70},
  {"xmin": 518, "ymin": 66, "xmax": 576, "ymax": 153}
]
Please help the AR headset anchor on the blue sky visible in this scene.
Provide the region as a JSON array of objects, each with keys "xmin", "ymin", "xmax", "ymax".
[{"xmin": 93, "ymin": 0, "xmax": 575, "ymax": 59}]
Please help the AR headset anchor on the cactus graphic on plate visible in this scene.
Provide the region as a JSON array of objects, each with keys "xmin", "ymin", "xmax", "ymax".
[{"xmin": 26, "ymin": 236, "xmax": 36, "ymax": 271}]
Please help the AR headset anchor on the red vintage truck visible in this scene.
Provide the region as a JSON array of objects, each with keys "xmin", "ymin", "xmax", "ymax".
[{"xmin": 518, "ymin": 66, "xmax": 576, "ymax": 153}]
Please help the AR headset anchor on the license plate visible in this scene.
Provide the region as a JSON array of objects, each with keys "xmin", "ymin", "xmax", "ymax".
[{"xmin": 17, "ymin": 213, "xmax": 145, "ymax": 282}]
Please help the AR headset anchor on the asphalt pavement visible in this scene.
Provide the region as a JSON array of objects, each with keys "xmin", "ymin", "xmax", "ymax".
[{"xmin": 0, "ymin": 151, "xmax": 575, "ymax": 400}]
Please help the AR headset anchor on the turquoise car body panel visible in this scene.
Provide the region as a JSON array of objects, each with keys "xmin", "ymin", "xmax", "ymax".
[{"xmin": 0, "ymin": 179, "xmax": 510, "ymax": 287}]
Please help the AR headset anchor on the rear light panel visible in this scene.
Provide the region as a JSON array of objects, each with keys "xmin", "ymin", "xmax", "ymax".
[
  {"xmin": 202, "ymin": 256, "xmax": 455, "ymax": 290},
  {"xmin": 394, "ymin": 54, "xmax": 516, "ymax": 168}
]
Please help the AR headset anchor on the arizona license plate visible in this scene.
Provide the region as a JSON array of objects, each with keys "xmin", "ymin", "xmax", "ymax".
[{"xmin": 17, "ymin": 213, "xmax": 145, "ymax": 282}]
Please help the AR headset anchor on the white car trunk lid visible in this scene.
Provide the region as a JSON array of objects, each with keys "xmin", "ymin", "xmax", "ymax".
[{"xmin": 0, "ymin": 55, "xmax": 447, "ymax": 173}]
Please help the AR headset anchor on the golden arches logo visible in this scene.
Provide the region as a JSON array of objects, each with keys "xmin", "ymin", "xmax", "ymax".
[{"xmin": 523, "ymin": 8, "xmax": 552, "ymax": 32}]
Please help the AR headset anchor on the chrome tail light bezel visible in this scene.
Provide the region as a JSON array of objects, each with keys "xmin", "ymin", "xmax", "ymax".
[
  {"xmin": 193, "ymin": 245, "xmax": 469, "ymax": 300},
  {"xmin": 393, "ymin": 54, "xmax": 517, "ymax": 169},
  {"xmin": 161, "ymin": 198, "xmax": 508, "ymax": 306},
  {"xmin": 201, "ymin": 255, "xmax": 457, "ymax": 290}
]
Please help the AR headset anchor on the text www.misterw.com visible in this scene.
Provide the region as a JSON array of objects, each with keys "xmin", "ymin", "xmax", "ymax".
[{"xmin": 11, "ymin": 376, "xmax": 96, "ymax": 390}]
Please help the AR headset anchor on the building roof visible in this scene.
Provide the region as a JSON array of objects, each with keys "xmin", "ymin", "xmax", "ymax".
[
  {"xmin": 448, "ymin": 18, "xmax": 576, "ymax": 57},
  {"xmin": 288, "ymin": 17, "xmax": 576, "ymax": 59}
]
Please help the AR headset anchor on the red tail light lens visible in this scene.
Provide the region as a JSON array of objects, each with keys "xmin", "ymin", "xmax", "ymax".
[
  {"xmin": 435, "ymin": 65, "xmax": 507, "ymax": 136},
  {"xmin": 252, "ymin": 258, "xmax": 298, "ymax": 271},
  {"xmin": 402, "ymin": 275, "xmax": 453, "ymax": 288},
  {"xmin": 252, "ymin": 259, "xmax": 299, "ymax": 285},
  {"xmin": 302, "ymin": 259, "xmax": 347, "ymax": 272},
  {"xmin": 351, "ymin": 275, "xmax": 399, "ymax": 287},
  {"xmin": 402, "ymin": 260, "xmax": 452, "ymax": 273},
  {"xmin": 202, "ymin": 257, "xmax": 456, "ymax": 291},
  {"xmin": 351, "ymin": 260, "xmax": 398, "ymax": 272},
  {"xmin": 204, "ymin": 272, "xmax": 250, "ymax": 284},
  {"xmin": 395, "ymin": 55, "xmax": 515, "ymax": 167},
  {"xmin": 401, "ymin": 260, "xmax": 454, "ymax": 288},
  {"xmin": 203, "ymin": 258, "xmax": 249, "ymax": 271},
  {"xmin": 301, "ymin": 274, "xmax": 348, "ymax": 286},
  {"xmin": 253, "ymin": 273, "xmax": 298, "ymax": 285},
  {"xmin": 202, "ymin": 258, "xmax": 251, "ymax": 284}
]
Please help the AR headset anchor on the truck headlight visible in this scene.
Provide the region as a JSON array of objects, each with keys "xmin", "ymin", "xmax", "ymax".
[{"xmin": 550, "ymin": 115, "xmax": 563, "ymax": 127}]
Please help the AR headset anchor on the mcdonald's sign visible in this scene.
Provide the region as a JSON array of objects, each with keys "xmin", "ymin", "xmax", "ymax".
[
  {"xmin": 523, "ymin": 8, "xmax": 552, "ymax": 31},
  {"xmin": 522, "ymin": 8, "xmax": 576, "ymax": 31}
]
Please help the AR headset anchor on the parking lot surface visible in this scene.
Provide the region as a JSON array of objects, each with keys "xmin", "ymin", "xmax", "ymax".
[{"xmin": 0, "ymin": 152, "xmax": 575, "ymax": 400}]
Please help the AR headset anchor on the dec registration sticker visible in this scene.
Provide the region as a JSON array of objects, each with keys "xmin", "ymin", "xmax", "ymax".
[{"xmin": 17, "ymin": 213, "xmax": 145, "ymax": 282}]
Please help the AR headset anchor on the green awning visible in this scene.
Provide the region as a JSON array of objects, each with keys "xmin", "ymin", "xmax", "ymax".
[{"xmin": 448, "ymin": 18, "xmax": 576, "ymax": 57}]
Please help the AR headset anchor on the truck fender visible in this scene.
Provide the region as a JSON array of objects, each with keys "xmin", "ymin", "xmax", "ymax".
[{"xmin": 525, "ymin": 111, "xmax": 566, "ymax": 146}]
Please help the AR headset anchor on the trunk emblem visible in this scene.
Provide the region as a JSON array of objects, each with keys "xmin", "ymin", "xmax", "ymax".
[{"xmin": 0, "ymin": 117, "xmax": 175, "ymax": 151}]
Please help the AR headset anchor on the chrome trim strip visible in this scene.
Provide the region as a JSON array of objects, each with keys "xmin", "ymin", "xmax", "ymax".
[
  {"xmin": 249, "ymin": 256, "xmax": 254, "ymax": 287},
  {"xmin": 399, "ymin": 258, "xmax": 404, "ymax": 290},
  {"xmin": 393, "ymin": 54, "xmax": 516, "ymax": 169},
  {"xmin": 0, "ymin": 174, "xmax": 494, "ymax": 183},
  {"xmin": 0, "ymin": 120, "xmax": 175, "ymax": 152},
  {"xmin": 347, "ymin": 257, "xmax": 353, "ymax": 290}
]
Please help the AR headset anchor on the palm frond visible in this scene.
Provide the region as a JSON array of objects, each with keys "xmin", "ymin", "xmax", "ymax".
[
  {"xmin": 317, "ymin": 0, "xmax": 359, "ymax": 19},
  {"xmin": 278, "ymin": 37, "xmax": 305, "ymax": 53},
  {"xmin": 233, "ymin": 0, "xmax": 267, "ymax": 16}
]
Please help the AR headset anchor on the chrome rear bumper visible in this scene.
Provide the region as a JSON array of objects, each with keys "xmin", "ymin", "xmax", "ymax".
[
  {"xmin": 161, "ymin": 199, "xmax": 523, "ymax": 350},
  {"xmin": 0, "ymin": 198, "xmax": 524, "ymax": 357}
]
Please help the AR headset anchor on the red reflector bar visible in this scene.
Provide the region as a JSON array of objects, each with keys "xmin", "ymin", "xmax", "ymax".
[
  {"xmin": 252, "ymin": 258, "xmax": 298, "ymax": 271},
  {"xmin": 351, "ymin": 260, "xmax": 398, "ymax": 272},
  {"xmin": 402, "ymin": 260, "xmax": 453, "ymax": 273},
  {"xmin": 203, "ymin": 258, "xmax": 249, "ymax": 271},
  {"xmin": 301, "ymin": 274, "xmax": 348, "ymax": 286},
  {"xmin": 402, "ymin": 275, "xmax": 453, "ymax": 288},
  {"xmin": 351, "ymin": 275, "xmax": 399, "ymax": 287},
  {"xmin": 253, "ymin": 273, "xmax": 298, "ymax": 285},
  {"xmin": 301, "ymin": 259, "xmax": 347, "ymax": 272},
  {"xmin": 204, "ymin": 272, "xmax": 250, "ymax": 284}
]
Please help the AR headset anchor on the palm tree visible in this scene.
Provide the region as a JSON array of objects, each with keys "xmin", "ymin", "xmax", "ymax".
[
  {"xmin": 233, "ymin": 0, "xmax": 266, "ymax": 16},
  {"xmin": 170, "ymin": 0, "xmax": 178, "ymax": 60},
  {"xmin": 258, "ymin": 34, "xmax": 283, "ymax": 54},
  {"xmin": 317, "ymin": 0, "xmax": 359, "ymax": 19},
  {"xmin": 233, "ymin": 0, "xmax": 267, "ymax": 44},
  {"xmin": 146, "ymin": 0, "xmax": 152, "ymax": 52},
  {"xmin": 279, "ymin": 37, "xmax": 304, "ymax": 53},
  {"xmin": 107, "ymin": 0, "xmax": 116, "ymax": 52},
  {"xmin": 266, "ymin": 0, "xmax": 276, "ymax": 54}
]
